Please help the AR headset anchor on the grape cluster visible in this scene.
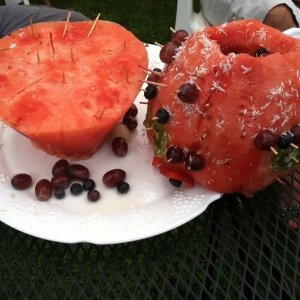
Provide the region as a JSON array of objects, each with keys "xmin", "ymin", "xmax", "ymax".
[
  {"xmin": 10, "ymin": 159, "xmax": 131, "ymax": 202},
  {"xmin": 159, "ymin": 29, "xmax": 189, "ymax": 64},
  {"xmin": 166, "ymin": 145, "xmax": 205, "ymax": 170},
  {"xmin": 34, "ymin": 160, "xmax": 101, "ymax": 201},
  {"xmin": 254, "ymin": 125, "xmax": 300, "ymax": 153}
]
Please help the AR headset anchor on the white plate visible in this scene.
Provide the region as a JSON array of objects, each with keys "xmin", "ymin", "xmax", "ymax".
[{"xmin": 0, "ymin": 44, "xmax": 221, "ymax": 244}]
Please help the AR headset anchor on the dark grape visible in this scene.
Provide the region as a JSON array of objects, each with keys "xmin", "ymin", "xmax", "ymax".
[
  {"xmin": 169, "ymin": 178, "xmax": 182, "ymax": 188},
  {"xmin": 70, "ymin": 183, "xmax": 83, "ymax": 195},
  {"xmin": 177, "ymin": 83, "xmax": 198, "ymax": 104},
  {"xmin": 122, "ymin": 114, "xmax": 138, "ymax": 131},
  {"xmin": 124, "ymin": 104, "xmax": 138, "ymax": 118},
  {"xmin": 35, "ymin": 179, "xmax": 52, "ymax": 201},
  {"xmin": 155, "ymin": 108, "xmax": 170, "ymax": 124},
  {"xmin": 111, "ymin": 137, "xmax": 128, "ymax": 157},
  {"xmin": 255, "ymin": 48, "xmax": 269, "ymax": 57},
  {"xmin": 166, "ymin": 145, "xmax": 185, "ymax": 163},
  {"xmin": 54, "ymin": 187, "xmax": 65, "ymax": 199},
  {"xmin": 117, "ymin": 181, "xmax": 130, "ymax": 194},
  {"xmin": 144, "ymin": 84, "xmax": 158, "ymax": 100},
  {"xmin": 102, "ymin": 169, "xmax": 126, "ymax": 187},
  {"xmin": 68, "ymin": 164, "xmax": 90, "ymax": 180},
  {"xmin": 171, "ymin": 29, "xmax": 189, "ymax": 46},
  {"xmin": 159, "ymin": 42, "xmax": 176, "ymax": 64},
  {"xmin": 291, "ymin": 124, "xmax": 300, "ymax": 144},
  {"xmin": 277, "ymin": 133, "xmax": 293, "ymax": 149},
  {"xmin": 52, "ymin": 159, "xmax": 69, "ymax": 176},
  {"xmin": 87, "ymin": 189, "xmax": 100, "ymax": 202},
  {"xmin": 184, "ymin": 151, "xmax": 205, "ymax": 171},
  {"xmin": 82, "ymin": 178, "xmax": 96, "ymax": 191},
  {"xmin": 254, "ymin": 130, "xmax": 276, "ymax": 151},
  {"xmin": 51, "ymin": 174, "xmax": 71, "ymax": 189},
  {"xmin": 11, "ymin": 173, "xmax": 32, "ymax": 190}
]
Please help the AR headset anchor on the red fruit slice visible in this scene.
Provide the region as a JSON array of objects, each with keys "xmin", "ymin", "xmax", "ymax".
[{"xmin": 0, "ymin": 20, "xmax": 148, "ymax": 159}]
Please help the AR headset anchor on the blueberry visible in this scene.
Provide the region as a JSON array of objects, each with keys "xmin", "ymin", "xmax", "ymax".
[
  {"xmin": 169, "ymin": 178, "xmax": 182, "ymax": 188},
  {"xmin": 117, "ymin": 181, "xmax": 130, "ymax": 194},
  {"xmin": 70, "ymin": 183, "xmax": 83, "ymax": 195},
  {"xmin": 82, "ymin": 178, "xmax": 96, "ymax": 191},
  {"xmin": 54, "ymin": 187, "xmax": 65, "ymax": 199}
]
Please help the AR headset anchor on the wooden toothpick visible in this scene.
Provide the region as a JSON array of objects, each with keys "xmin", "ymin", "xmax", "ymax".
[
  {"xmin": 29, "ymin": 17, "xmax": 35, "ymax": 38},
  {"xmin": 270, "ymin": 146, "xmax": 278, "ymax": 155},
  {"xmin": 170, "ymin": 27, "xmax": 176, "ymax": 33},
  {"xmin": 276, "ymin": 177, "xmax": 286, "ymax": 186},
  {"xmin": 87, "ymin": 13, "xmax": 101, "ymax": 38},
  {"xmin": 63, "ymin": 12, "xmax": 71, "ymax": 38},
  {"xmin": 62, "ymin": 71, "xmax": 66, "ymax": 84},
  {"xmin": 36, "ymin": 50, "xmax": 40, "ymax": 64},
  {"xmin": 70, "ymin": 48, "xmax": 74, "ymax": 63},
  {"xmin": 291, "ymin": 143, "xmax": 299, "ymax": 149},
  {"xmin": 139, "ymin": 79, "xmax": 167, "ymax": 87},
  {"xmin": 138, "ymin": 65, "xmax": 161, "ymax": 76},
  {"xmin": 154, "ymin": 41, "xmax": 163, "ymax": 48}
]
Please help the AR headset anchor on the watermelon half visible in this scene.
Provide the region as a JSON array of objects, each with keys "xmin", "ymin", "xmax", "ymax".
[
  {"xmin": 144, "ymin": 20, "xmax": 300, "ymax": 196},
  {"xmin": 0, "ymin": 20, "xmax": 148, "ymax": 159}
]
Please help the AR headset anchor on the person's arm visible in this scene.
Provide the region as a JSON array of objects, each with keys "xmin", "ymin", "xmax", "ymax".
[{"xmin": 264, "ymin": 4, "xmax": 298, "ymax": 31}]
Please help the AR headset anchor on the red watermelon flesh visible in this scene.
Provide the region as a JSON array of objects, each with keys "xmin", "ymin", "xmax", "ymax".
[
  {"xmin": 0, "ymin": 20, "xmax": 148, "ymax": 159},
  {"xmin": 144, "ymin": 20, "xmax": 300, "ymax": 196}
]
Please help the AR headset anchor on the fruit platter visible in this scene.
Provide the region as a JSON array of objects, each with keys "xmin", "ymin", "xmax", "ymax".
[
  {"xmin": 0, "ymin": 19, "xmax": 221, "ymax": 244},
  {"xmin": 0, "ymin": 18, "xmax": 299, "ymax": 243}
]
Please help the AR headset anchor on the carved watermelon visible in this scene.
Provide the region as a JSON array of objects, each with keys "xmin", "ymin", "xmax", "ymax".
[
  {"xmin": 0, "ymin": 20, "xmax": 148, "ymax": 159},
  {"xmin": 144, "ymin": 20, "xmax": 300, "ymax": 196}
]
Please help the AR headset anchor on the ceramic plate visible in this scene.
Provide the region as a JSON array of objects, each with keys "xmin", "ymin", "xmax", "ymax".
[{"xmin": 0, "ymin": 44, "xmax": 222, "ymax": 244}]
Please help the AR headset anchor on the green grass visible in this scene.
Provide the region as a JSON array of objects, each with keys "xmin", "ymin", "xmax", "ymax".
[{"xmin": 4, "ymin": 0, "xmax": 178, "ymax": 44}]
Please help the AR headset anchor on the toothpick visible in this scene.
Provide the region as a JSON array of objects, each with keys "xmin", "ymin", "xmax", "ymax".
[
  {"xmin": 29, "ymin": 17, "xmax": 35, "ymax": 38},
  {"xmin": 36, "ymin": 50, "xmax": 40, "ymax": 64},
  {"xmin": 139, "ymin": 80, "xmax": 167, "ymax": 87},
  {"xmin": 63, "ymin": 12, "xmax": 71, "ymax": 38},
  {"xmin": 142, "ymin": 127, "xmax": 153, "ymax": 131},
  {"xmin": 87, "ymin": 13, "xmax": 101, "ymax": 38},
  {"xmin": 291, "ymin": 143, "xmax": 299, "ymax": 149},
  {"xmin": 292, "ymin": 156, "xmax": 299, "ymax": 163},
  {"xmin": 62, "ymin": 71, "xmax": 66, "ymax": 84},
  {"xmin": 95, "ymin": 108, "xmax": 106, "ymax": 119},
  {"xmin": 170, "ymin": 27, "xmax": 175, "ymax": 33},
  {"xmin": 138, "ymin": 65, "xmax": 161, "ymax": 76},
  {"xmin": 270, "ymin": 146, "xmax": 278, "ymax": 155},
  {"xmin": 49, "ymin": 31, "xmax": 55, "ymax": 59},
  {"xmin": 70, "ymin": 48, "xmax": 74, "ymax": 63},
  {"xmin": 276, "ymin": 177, "xmax": 286, "ymax": 185},
  {"xmin": 154, "ymin": 41, "xmax": 163, "ymax": 48}
]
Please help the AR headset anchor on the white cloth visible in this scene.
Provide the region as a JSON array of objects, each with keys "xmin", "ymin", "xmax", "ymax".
[{"xmin": 200, "ymin": 0, "xmax": 300, "ymax": 26}]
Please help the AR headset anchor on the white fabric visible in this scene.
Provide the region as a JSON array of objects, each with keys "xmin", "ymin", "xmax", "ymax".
[{"xmin": 200, "ymin": 0, "xmax": 300, "ymax": 26}]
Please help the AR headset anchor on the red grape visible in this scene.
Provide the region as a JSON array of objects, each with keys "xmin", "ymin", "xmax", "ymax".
[
  {"xmin": 177, "ymin": 83, "xmax": 198, "ymax": 104},
  {"xmin": 171, "ymin": 29, "xmax": 189, "ymax": 46},
  {"xmin": 254, "ymin": 130, "xmax": 276, "ymax": 151},
  {"xmin": 102, "ymin": 169, "xmax": 126, "ymax": 187},
  {"xmin": 159, "ymin": 42, "xmax": 176, "ymax": 64},
  {"xmin": 11, "ymin": 173, "xmax": 32, "ymax": 190},
  {"xmin": 35, "ymin": 179, "xmax": 52, "ymax": 201}
]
